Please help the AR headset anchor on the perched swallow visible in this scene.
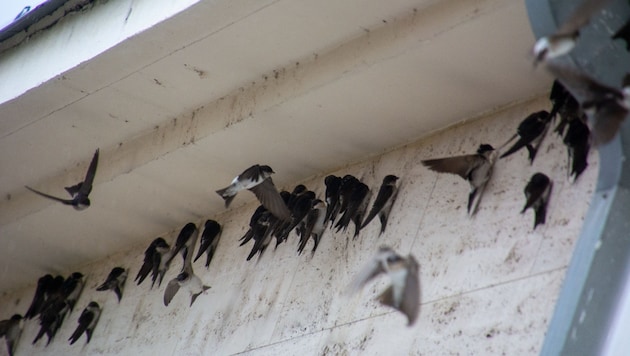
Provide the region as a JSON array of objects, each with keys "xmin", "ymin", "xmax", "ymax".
[
  {"xmin": 0, "ymin": 314, "xmax": 22, "ymax": 356},
  {"xmin": 96, "ymin": 267, "xmax": 127, "ymax": 302},
  {"xmin": 347, "ymin": 246, "xmax": 420, "ymax": 326},
  {"xmin": 135, "ymin": 237, "xmax": 169, "ymax": 286},
  {"xmin": 276, "ymin": 190, "xmax": 316, "ymax": 243},
  {"xmin": 612, "ymin": 19, "xmax": 630, "ymax": 51},
  {"xmin": 335, "ymin": 180, "xmax": 370, "ymax": 237},
  {"xmin": 532, "ymin": 0, "xmax": 612, "ymax": 64},
  {"xmin": 216, "ymin": 164, "xmax": 291, "ymax": 220},
  {"xmin": 564, "ymin": 118, "xmax": 591, "ymax": 181},
  {"xmin": 163, "ymin": 264, "xmax": 210, "ymax": 307},
  {"xmin": 193, "ymin": 220, "xmax": 222, "ymax": 268},
  {"xmin": 522, "ymin": 173, "xmax": 553, "ymax": 228},
  {"xmin": 25, "ymin": 274, "xmax": 54, "ymax": 320},
  {"xmin": 68, "ymin": 302, "xmax": 101, "ymax": 345},
  {"xmin": 549, "ymin": 80, "xmax": 583, "ymax": 136},
  {"xmin": 499, "ymin": 111, "xmax": 551, "ymax": 164},
  {"xmin": 61, "ymin": 272, "xmax": 85, "ymax": 312},
  {"xmin": 246, "ymin": 211, "xmax": 274, "ymax": 261},
  {"xmin": 323, "ymin": 175, "xmax": 343, "ymax": 225},
  {"xmin": 33, "ymin": 299, "xmax": 68, "ymax": 345},
  {"xmin": 422, "ymin": 144, "xmax": 497, "ymax": 216},
  {"xmin": 166, "ymin": 222, "xmax": 199, "ymax": 269},
  {"xmin": 25, "ymin": 149, "xmax": 99, "ymax": 210},
  {"xmin": 360, "ymin": 175, "xmax": 399, "ymax": 234},
  {"xmin": 239, "ymin": 205, "xmax": 268, "ymax": 246},
  {"xmin": 298, "ymin": 199, "xmax": 327, "ymax": 255},
  {"xmin": 546, "ymin": 63, "xmax": 630, "ymax": 145},
  {"xmin": 333, "ymin": 175, "xmax": 360, "ymax": 226}
]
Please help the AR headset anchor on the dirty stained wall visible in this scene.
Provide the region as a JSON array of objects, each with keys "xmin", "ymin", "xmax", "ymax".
[{"xmin": 0, "ymin": 95, "xmax": 597, "ymax": 355}]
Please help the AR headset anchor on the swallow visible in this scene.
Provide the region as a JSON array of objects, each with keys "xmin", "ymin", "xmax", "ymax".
[
  {"xmin": 25, "ymin": 274, "xmax": 54, "ymax": 320},
  {"xmin": 564, "ymin": 118, "xmax": 591, "ymax": 181},
  {"xmin": 216, "ymin": 164, "xmax": 291, "ymax": 221},
  {"xmin": 335, "ymin": 180, "xmax": 370, "ymax": 237},
  {"xmin": 194, "ymin": 219, "xmax": 222, "ymax": 268},
  {"xmin": 135, "ymin": 238, "xmax": 170, "ymax": 286},
  {"xmin": 546, "ymin": 63, "xmax": 630, "ymax": 145},
  {"xmin": 246, "ymin": 211, "xmax": 274, "ymax": 261},
  {"xmin": 522, "ymin": 173, "xmax": 553, "ymax": 229},
  {"xmin": 298, "ymin": 199, "xmax": 327, "ymax": 255},
  {"xmin": 276, "ymin": 190, "xmax": 316, "ymax": 243},
  {"xmin": 25, "ymin": 148, "xmax": 99, "ymax": 210},
  {"xmin": 347, "ymin": 246, "xmax": 420, "ymax": 326},
  {"xmin": 612, "ymin": 19, "xmax": 630, "ymax": 51},
  {"xmin": 240, "ymin": 205, "xmax": 268, "ymax": 246},
  {"xmin": 166, "ymin": 222, "xmax": 199, "ymax": 269},
  {"xmin": 333, "ymin": 175, "xmax": 360, "ymax": 226},
  {"xmin": 33, "ymin": 299, "xmax": 68, "ymax": 345},
  {"xmin": 500, "ymin": 111, "xmax": 551, "ymax": 164},
  {"xmin": 96, "ymin": 267, "xmax": 127, "ymax": 302},
  {"xmin": 68, "ymin": 302, "xmax": 101, "ymax": 345},
  {"xmin": 0, "ymin": 314, "xmax": 22, "ymax": 356},
  {"xmin": 360, "ymin": 175, "xmax": 399, "ymax": 234},
  {"xmin": 61, "ymin": 272, "xmax": 85, "ymax": 312},
  {"xmin": 163, "ymin": 264, "xmax": 210, "ymax": 307},
  {"xmin": 550, "ymin": 80, "xmax": 584, "ymax": 136},
  {"xmin": 323, "ymin": 175, "xmax": 343, "ymax": 225},
  {"xmin": 422, "ymin": 144, "xmax": 497, "ymax": 216},
  {"xmin": 532, "ymin": 0, "xmax": 612, "ymax": 64}
]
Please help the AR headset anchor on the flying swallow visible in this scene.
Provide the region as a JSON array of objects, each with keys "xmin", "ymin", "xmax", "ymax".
[
  {"xmin": 298, "ymin": 199, "xmax": 327, "ymax": 255},
  {"xmin": 96, "ymin": 267, "xmax": 127, "ymax": 302},
  {"xmin": 360, "ymin": 175, "xmax": 399, "ymax": 234},
  {"xmin": 25, "ymin": 148, "xmax": 99, "ymax": 210},
  {"xmin": 612, "ymin": 19, "xmax": 630, "ymax": 51},
  {"xmin": 163, "ymin": 264, "xmax": 210, "ymax": 307},
  {"xmin": 194, "ymin": 220, "xmax": 222, "ymax": 268},
  {"xmin": 25, "ymin": 274, "xmax": 54, "ymax": 320},
  {"xmin": 546, "ymin": 63, "xmax": 630, "ymax": 145},
  {"xmin": 335, "ymin": 180, "xmax": 370, "ymax": 237},
  {"xmin": 216, "ymin": 164, "xmax": 291, "ymax": 221},
  {"xmin": 323, "ymin": 175, "xmax": 343, "ymax": 225},
  {"xmin": 564, "ymin": 118, "xmax": 591, "ymax": 181},
  {"xmin": 0, "ymin": 314, "xmax": 22, "ymax": 356},
  {"xmin": 422, "ymin": 144, "xmax": 497, "ymax": 216},
  {"xmin": 166, "ymin": 222, "xmax": 199, "ymax": 269},
  {"xmin": 68, "ymin": 302, "xmax": 101, "ymax": 345},
  {"xmin": 522, "ymin": 173, "xmax": 553, "ymax": 228},
  {"xmin": 500, "ymin": 111, "xmax": 551, "ymax": 164},
  {"xmin": 347, "ymin": 246, "xmax": 420, "ymax": 326},
  {"xmin": 135, "ymin": 237, "xmax": 170, "ymax": 286},
  {"xmin": 532, "ymin": 0, "xmax": 613, "ymax": 64}
]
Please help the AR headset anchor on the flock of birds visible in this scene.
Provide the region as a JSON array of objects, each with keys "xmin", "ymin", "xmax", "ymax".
[{"xmin": 1, "ymin": 0, "xmax": 630, "ymax": 355}]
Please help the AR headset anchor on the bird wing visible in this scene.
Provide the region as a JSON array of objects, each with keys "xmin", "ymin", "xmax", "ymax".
[
  {"xmin": 79, "ymin": 148, "xmax": 99, "ymax": 196},
  {"xmin": 347, "ymin": 247, "xmax": 396, "ymax": 294},
  {"xmin": 422, "ymin": 154, "xmax": 483, "ymax": 180},
  {"xmin": 556, "ymin": 0, "xmax": 612, "ymax": 36},
  {"xmin": 249, "ymin": 178, "xmax": 291, "ymax": 221},
  {"xmin": 163, "ymin": 278, "xmax": 180, "ymax": 306},
  {"xmin": 361, "ymin": 184, "xmax": 394, "ymax": 229},
  {"xmin": 400, "ymin": 256, "xmax": 421, "ymax": 326},
  {"xmin": 25, "ymin": 186, "xmax": 74, "ymax": 205}
]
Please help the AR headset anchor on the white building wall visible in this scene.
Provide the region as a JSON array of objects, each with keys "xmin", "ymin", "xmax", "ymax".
[{"xmin": 0, "ymin": 95, "xmax": 598, "ymax": 355}]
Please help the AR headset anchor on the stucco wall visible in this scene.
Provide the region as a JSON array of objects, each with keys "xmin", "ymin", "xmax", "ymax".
[{"xmin": 0, "ymin": 95, "xmax": 598, "ymax": 355}]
